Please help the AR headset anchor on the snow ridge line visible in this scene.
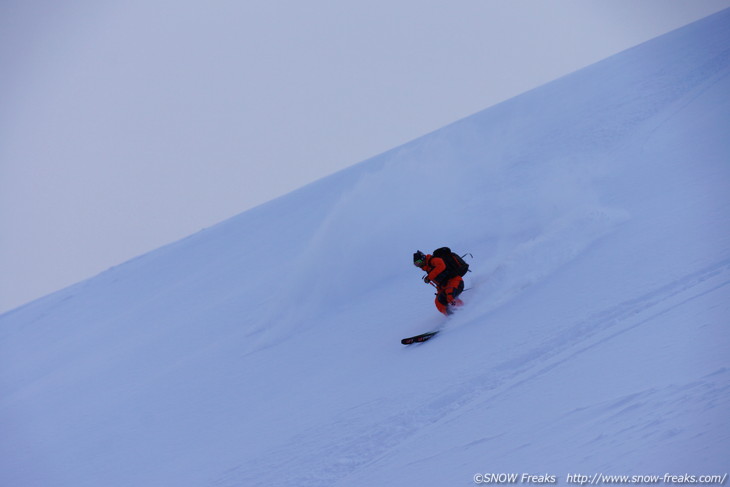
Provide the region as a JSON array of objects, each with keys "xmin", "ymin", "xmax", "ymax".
[{"xmin": 494, "ymin": 258, "xmax": 730, "ymax": 386}]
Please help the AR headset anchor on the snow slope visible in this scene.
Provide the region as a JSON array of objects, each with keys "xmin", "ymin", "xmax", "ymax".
[{"xmin": 2, "ymin": 9, "xmax": 729, "ymax": 487}]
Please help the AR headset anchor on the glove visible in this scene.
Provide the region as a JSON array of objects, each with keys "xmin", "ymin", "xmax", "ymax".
[{"xmin": 423, "ymin": 275, "xmax": 431, "ymax": 284}]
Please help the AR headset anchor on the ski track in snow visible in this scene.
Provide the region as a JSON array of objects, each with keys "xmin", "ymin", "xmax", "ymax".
[{"xmin": 211, "ymin": 259, "xmax": 730, "ymax": 487}]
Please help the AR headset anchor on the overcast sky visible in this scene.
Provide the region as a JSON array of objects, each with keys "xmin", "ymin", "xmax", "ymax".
[{"xmin": 2, "ymin": 0, "xmax": 729, "ymax": 314}]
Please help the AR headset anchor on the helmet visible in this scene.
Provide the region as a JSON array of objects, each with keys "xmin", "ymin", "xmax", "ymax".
[{"xmin": 413, "ymin": 250, "xmax": 426, "ymax": 267}]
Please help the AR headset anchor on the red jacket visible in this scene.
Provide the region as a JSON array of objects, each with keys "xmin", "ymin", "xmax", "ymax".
[{"xmin": 422, "ymin": 255, "xmax": 448, "ymax": 284}]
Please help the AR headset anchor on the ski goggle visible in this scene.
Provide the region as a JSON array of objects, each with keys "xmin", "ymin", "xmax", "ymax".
[{"xmin": 413, "ymin": 258, "xmax": 424, "ymax": 267}]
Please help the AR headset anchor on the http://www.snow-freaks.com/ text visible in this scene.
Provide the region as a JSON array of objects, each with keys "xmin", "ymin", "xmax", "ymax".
[{"xmin": 472, "ymin": 473, "xmax": 728, "ymax": 485}]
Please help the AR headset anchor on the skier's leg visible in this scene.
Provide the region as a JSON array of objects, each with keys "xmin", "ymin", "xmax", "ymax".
[
  {"xmin": 450, "ymin": 277, "xmax": 464, "ymax": 298},
  {"xmin": 435, "ymin": 290, "xmax": 450, "ymax": 314},
  {"xmin": 452, "ymin": 278, "xmax": 464, "ymax": 306},
  {"xmin": 444, "ymin": 277, "xmax": 464, "ymax": 311}
]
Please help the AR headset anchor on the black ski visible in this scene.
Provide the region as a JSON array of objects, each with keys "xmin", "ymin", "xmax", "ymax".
[{"xmin": 401, "ymin": 331, "xmax": 439, "ymax": 345}]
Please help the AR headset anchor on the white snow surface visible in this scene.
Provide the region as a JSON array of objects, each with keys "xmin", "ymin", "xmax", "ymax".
[{"xmin": 2, "ymin": 10, "xmax": 729, "ymax": 487}]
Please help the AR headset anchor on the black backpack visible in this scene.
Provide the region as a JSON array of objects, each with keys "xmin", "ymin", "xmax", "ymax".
[{"xmin": 432, "ymin": 247, "xmax": 469, "ymax": 279}]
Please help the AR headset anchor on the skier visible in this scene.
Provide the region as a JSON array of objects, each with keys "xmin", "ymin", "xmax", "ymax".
[{"xmin": 413, "ymin": 249, "xmax": 466, "ymax": 315}]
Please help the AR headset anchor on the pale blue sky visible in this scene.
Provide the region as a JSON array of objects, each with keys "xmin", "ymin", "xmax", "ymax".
[{"xmin": 2, "ymin": 0, "xmax": 729, "ymax": 313}]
